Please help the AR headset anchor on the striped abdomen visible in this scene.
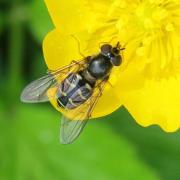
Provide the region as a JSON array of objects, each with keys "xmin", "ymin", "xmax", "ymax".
[{"xmin": 57, "ymin": 73, "xmax": 93, "ymax": 109}]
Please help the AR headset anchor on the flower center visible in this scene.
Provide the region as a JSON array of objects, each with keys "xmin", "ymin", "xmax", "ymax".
[
  {"xmin": 118, "ymin": 0, "xmax": 180, "ymax": 78},
  {"xmin": 135, "ymin": 1, "xmax": 170, "ymax": 31}
]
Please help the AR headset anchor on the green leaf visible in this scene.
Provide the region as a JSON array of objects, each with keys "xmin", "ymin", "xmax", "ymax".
[
  {"xmin": 28, "ymin": 0, "xmax": 53, "ymax": 43},
  {"xmin": 0, "ymin": 105, "xmax": 160, "ymax": 180},
  {"xmin": 31, "ymin": 50, "xmax": 47, "ymax": 79}
]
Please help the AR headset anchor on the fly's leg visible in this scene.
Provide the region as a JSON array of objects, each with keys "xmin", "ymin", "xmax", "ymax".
[
  {"xmin": 94, "ymin": 77, "xmax": 109, "ymax": 97},
  {"xmin": 47, "ymin": 56, "xmax": 90, "ymax": 76},
  {"xmin": 106, "ymin": 81, "xmax": 113, "ymax": 88},
  {"xmin": 70, "ymin": 56, "xmax": 90, "ymax": 70}
]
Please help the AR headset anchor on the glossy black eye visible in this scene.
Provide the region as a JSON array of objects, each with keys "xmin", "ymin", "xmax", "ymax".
[
  {"xmin": 110, "ymin": 55, "xmax": 122, "ymax": 66},
  {"xmin": 112, "ymin": 47, "xmax": 120, "ymax": 55},
  {"xmin": 101, "ymin": 44, "xmax": 112, "ymax": 55}
]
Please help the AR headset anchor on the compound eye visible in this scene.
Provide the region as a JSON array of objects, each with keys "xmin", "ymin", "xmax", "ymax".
[
  {"xmin": 110, "ymin": 55, "xmax": 122, "ymax": 66},
  {"xmin": 101, "ymin": 44, "xmax": 112, "ymax": 56},
  {"xmin": 112, "ymin": 47, "xmax": 120, "ymax": 55}
]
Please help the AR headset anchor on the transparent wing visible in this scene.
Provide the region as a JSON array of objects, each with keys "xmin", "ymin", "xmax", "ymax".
[
  {"xmin": 60, "ymin": 117, "xmax": 88, "ymax": 144},
  {"xmin": 21, "ymin": 73, "xmax": 58, "ymax": 103},
  {"xmin": 60, "ymin": 80, "xmax": 107, "ymax": 144},
  {"xmin": 20, "ymin": 59, "xmax": 87, "ymax": 103}
]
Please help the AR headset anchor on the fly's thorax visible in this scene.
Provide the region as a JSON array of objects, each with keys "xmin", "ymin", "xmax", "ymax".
[{"xmin": 87, "ymin": 54, "xmax": 113, "ymax": 80}]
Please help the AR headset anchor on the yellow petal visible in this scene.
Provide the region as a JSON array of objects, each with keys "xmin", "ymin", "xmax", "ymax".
[
  {"xmin": 92, "ymin": 84, "xmax": 122, "ymax": 118},
  {"xmin": 43, "ymin": 29, "xmax": 122, "ymax": 119},
  {"xmin": 45, "ymin": 0, "xmax": 89, "ymax": 34},
  {"xmin": 43, "ymin": 29, "xmax": 83, "ymax": 70},
  {"xmin": 43, "ymin": 0, "xmax": 180, "ymax": 130},
  {"xmin": 105, "ymin": 50, "xmax": 180, "ymax": 132},
  {"xmin": 118, "ymin": 73, "xmax": 180, "ymax": 132}
]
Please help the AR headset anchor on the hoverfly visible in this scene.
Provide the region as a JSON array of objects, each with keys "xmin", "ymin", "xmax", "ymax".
[{"xmin": 21, "ymin": 42, "xmax": 125, "ymax": 144}]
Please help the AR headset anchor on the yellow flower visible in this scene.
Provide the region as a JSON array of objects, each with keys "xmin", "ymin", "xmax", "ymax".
[{"xmin": 43, "ymin": 0, "xmax": 180, "ymax": 132}]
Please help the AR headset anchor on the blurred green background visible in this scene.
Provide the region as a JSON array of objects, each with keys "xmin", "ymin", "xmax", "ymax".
[{"xmin": 1, "ymin": 1, "xmax": 180, "ymax": 180}]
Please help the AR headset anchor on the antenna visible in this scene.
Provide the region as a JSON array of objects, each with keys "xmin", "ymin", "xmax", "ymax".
[
  {"xmin": 99, "ymin": 36, "xmax": 118, "ymax": 48},
  {"xmin": 70, "ymin": 34, "xmax": 85, "ymax": 58}
]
